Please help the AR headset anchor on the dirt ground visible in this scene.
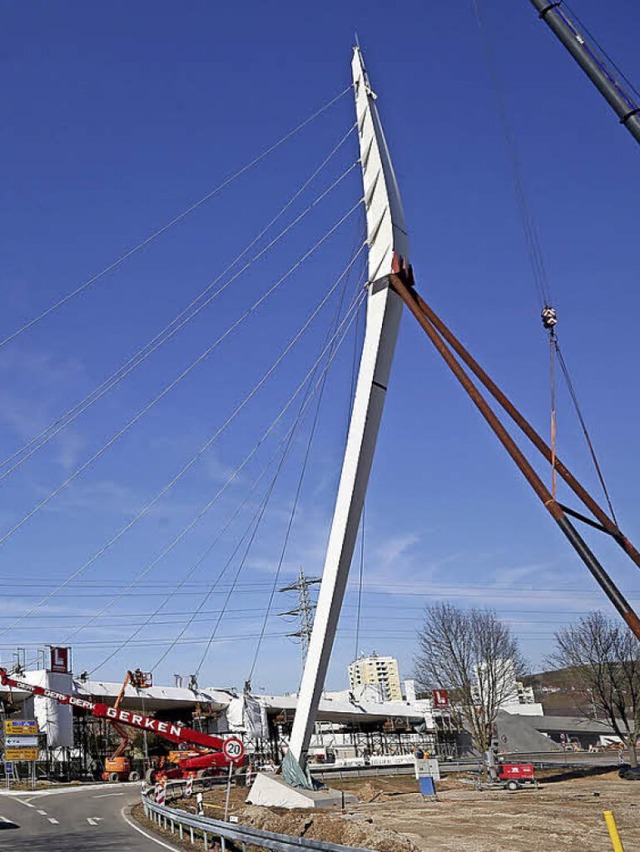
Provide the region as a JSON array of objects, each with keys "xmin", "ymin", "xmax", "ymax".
[{"xmin": 185, "ymin": 767, "xmax": 639, "ymax": 851}]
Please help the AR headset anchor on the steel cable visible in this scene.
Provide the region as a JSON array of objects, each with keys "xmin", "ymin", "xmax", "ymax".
[
  {"xmin": 0, "ymin": 192, "xmax": 363, "ymax": 552},
  {"xmin": 151, "ymin": 288, "xmax": 367, "ymax": 677},
  {"xmin": 66, "ymin": 244, "xmax": 367, "ymax": 649},
  {"xmin": 0, "ymin": 85, "xmax": 352, "ymax": 351},
  {"xmin": 0, "ymin": 220, "xmax": 365, "ymax": 643},
  {"xmin": 0, "ymin": 125, "xmax": 358, "ymax": 480}
]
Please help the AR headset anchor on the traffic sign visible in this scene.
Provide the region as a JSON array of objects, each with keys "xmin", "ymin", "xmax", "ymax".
[
  {"xmin": 4, "ymin": 748, "xmax": 38, "ymax": 761},
  {"xmin": 5, "ymin": 736, "xmax": 38, "ymax": 747},
  {"xmin": 4, "ymin": 720, "xmax": 37, "ymax": 736},
  {"xmin": 222, "ymin": 738, "xmax": 244, "ymax": 761}
]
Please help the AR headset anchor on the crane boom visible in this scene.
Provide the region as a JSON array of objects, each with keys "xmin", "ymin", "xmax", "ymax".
[
  {"xmin": 0, "ymin": 667, "xmax": 244, "ymax": 761},
  {"xmin": 528, "ymin": 0, "xmax": 640, "ymax": 146}
]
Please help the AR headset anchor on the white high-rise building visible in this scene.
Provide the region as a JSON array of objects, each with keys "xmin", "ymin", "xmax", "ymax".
[{"xmin": 348, "ymin": 653, "xmax": 402, "ymax": 702}]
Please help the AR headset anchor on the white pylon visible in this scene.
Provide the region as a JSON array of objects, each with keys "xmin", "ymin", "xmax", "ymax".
[{"xmin": 288, "ymin": 47, "xmax": 410, "ymax": 768}]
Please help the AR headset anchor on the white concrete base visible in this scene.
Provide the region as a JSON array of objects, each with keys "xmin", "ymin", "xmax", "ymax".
[{"xmin": 246, "ymin": 772, "xmax": 357, "ymax": 809}]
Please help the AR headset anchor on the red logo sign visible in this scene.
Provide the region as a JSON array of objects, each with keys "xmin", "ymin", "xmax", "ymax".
[
  {"xmin": 50, "ymin": 647, "xmax": 69, "ymax": 673},
  {"xmin": 432, "ymin": 689, "xmax": 449, "ymax": 709}
]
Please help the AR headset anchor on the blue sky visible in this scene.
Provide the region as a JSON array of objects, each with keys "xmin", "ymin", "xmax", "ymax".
[{"xmin": 1, "ymin": 0, "xmax": 640, "ymax": 694}]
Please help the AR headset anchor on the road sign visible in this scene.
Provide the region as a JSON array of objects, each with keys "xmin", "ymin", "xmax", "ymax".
[
  {"xmin": 4, "ymin": 748, "xmax": 38, "ymax": 761},
  {"xmin": 4, "ymin": 720, "xmax": 38, "ymax": 736},
  {"xmin": 5, "ymin": 736, "xmax": 38, "ymax": 748},
  {"xmin": 222, "ymin": 738, "xmax": 244, "ymax": 761},
  {"xmin": 4, "ymin": 762, "xmax": 13, "ymax": 776}
]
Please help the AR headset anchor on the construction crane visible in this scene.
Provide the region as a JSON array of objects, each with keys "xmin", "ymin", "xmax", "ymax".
[
  {"xmin": 0, "ymin": 667, "xmax": 245, "ymax": 783},
  {"xmin": 528, "ymin": 0, "xmax": 640, "ymax": 146}
]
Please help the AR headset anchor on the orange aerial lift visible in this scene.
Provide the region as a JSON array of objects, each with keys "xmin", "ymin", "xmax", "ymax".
[
  {"xmin": 0, "ymin": 667, "xmax": 245, "ymax": 782},
  {"xmin": 102, "ymin": 669, "xmax": 154, "ymax": 781}
]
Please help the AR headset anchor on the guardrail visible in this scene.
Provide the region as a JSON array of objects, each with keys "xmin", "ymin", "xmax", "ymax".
[{"xmin": 141, "ymin": 780, "xmax": 376, "ymax": 852}]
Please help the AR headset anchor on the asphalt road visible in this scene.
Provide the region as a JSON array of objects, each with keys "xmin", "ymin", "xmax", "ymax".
[{"xmin": 0, "ymin": 783, "xmax": 177, "ymax": 851}]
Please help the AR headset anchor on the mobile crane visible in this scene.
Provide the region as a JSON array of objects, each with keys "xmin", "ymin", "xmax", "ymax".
[{"xmin": 0, "ymin": 667, "xmax": 245, "ymax": 782}]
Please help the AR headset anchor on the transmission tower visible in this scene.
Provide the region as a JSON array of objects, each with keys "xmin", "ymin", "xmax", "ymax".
[{"xmin": 279, "ymin": 568, "xmax": 321, "ymax": 663}]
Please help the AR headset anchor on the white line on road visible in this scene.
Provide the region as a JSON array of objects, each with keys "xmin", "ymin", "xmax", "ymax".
[
  {"xmin": 18, "ymin": 801, "xmax": 35, "ymax": 808},
  {"xmin": 87, "ymin": 818, "xmax": 99, "ymax": 826},
  {"xmin": 37, "ymin": 809, "xmax": 47, "ymax": 815},
  {"xmin": 0, "ymin": 816, "xmax": 10, "ymax": 822},
  {"xmin": 93, "ymin": 792, "xmax": 124, "ymax": 798},
  {"xmin": 120, "ymin": 806, "xmax": 181, "ymax": 852},
  {"xmin": 0, "ymin": 781, "xmax": 138, "ymax": 799},
  {"xmin": 48, "ymin": 818, "xmax": 59, "ymax": 824}
]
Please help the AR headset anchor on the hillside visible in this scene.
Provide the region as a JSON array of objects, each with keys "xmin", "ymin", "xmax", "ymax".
[{"xmin": 523, "ymin": 667, "xmax": 603, "ymax": 718}]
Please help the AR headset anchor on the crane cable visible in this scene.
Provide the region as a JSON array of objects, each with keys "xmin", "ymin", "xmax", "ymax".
[
  {"xmin": 470, "ymin": 0, "xmax": 552, "ymax": 310},
  {"xmin": 472, "ymin": 0, "xmax": 618, "ymax": 523},
  {"xmin": 554, "ymin": 336, "xmax": 619, "ymax": 526}
]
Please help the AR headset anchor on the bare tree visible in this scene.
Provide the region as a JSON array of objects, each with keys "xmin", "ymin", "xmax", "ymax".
[
  {"xmin": 414, "ymin": 602, "xmax": 526, "ymax": 764},
  {"xmin": 550, "ymin": 611, "xmax": 640, "ymax": 767}
]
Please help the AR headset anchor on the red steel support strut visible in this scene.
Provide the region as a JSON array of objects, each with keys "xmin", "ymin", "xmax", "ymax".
[
  {"xmin": 409, "ymin": 288, "xmax": 640, "ymax": 572},
  {"xmin": 390, "ymin": 271, "xmax": 640, "ymax": 641}
]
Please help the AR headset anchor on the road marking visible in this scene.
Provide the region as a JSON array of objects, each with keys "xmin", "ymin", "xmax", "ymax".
[
  {"xmin": 0, "ymin": 816, "xmax": 10, "ymax": 822},
  {"xmin": 120, "ymin": 806, "xmax": 181, "ymax": 852},
  {"xmin": 37, "ymin": 809, "xmax": 47, "ymax": 815},
  {"xmin": 93, "ymin": 792, "xmax": 124, "ymax": 798},
  {"xmin": 48, "ymin": 818, "xmax": 59, "ymax": 824},
  {"xmin": 87, "ymin": 817, "xmax": 99, "ymax": 826},
  {"xmin": 18, "ymin": 801, "xmax": 35, "ymax": 808},
  {"xmin": 0, "ymin": 781, "xmax": 138, "ymax": 799}
]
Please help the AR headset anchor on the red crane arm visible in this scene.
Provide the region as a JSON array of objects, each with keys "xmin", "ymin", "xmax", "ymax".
[{"xmin": 0, "ymin": 668, "xmax": 244, "ymax": 763}]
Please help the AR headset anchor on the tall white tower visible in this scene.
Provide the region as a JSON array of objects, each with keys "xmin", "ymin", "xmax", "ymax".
[{"xmin": 288, "ymin": 47, "xmax": 410, "ymax": 768}]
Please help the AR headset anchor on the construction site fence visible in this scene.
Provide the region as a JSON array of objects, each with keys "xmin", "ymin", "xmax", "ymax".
[{"xmin": 142, "ymin": 778, "xmax": 375, "ymax": 852}]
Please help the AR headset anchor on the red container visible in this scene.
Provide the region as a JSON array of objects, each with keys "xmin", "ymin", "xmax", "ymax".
[{"xmin": 498, "ymin": 763, "xmax": 535, "ymax": 781}]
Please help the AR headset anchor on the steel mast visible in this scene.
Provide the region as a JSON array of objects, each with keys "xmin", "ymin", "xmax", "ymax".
[
  {"xmin": 528, "ymin": 1, "xmax": 640, "ymax": 146},
  {"xmin": 288, "ymin": 47, "xmax": 409, "ymax": 769}
]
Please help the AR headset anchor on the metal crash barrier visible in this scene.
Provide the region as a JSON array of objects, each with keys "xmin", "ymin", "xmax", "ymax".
[{"xmin": 141, "ymin": 779, "xmax": 375, "ymax": 852}]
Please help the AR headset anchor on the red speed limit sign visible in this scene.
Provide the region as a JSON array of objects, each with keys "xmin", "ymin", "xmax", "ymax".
[{"xmin": 223, "ymin": 738, "xmax": 245, "ymax": 761}]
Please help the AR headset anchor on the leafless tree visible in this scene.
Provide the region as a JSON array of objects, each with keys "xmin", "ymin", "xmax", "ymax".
[
  {"xmin": 414, "ymin": 602, "xmax": 526, "ymax": 763},
  {"xmin": 550, "ymin": 611, "xmax": 640, "ymax": 766}
]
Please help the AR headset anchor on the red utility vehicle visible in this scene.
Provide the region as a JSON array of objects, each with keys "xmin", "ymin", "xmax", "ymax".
[{"xmin": 497, "ymin": 763, "xmax": 536, "ymax": 791}]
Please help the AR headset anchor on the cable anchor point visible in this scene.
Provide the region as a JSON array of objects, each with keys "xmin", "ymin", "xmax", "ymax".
[{"xmin": 541, "ymin": 305, "xmax": 558, "ymax": 332}]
